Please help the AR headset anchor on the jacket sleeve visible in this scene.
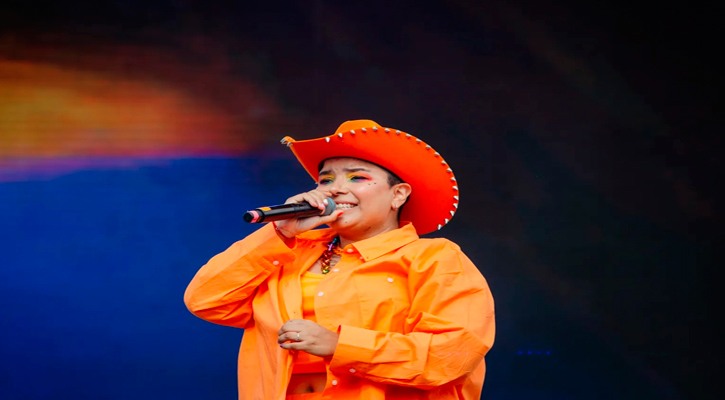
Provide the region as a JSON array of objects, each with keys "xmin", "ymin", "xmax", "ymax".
[
  {"xmin": 183, "ymin": 223, "xmax": 297, "ymax": 328},
  {"xmin": 328, "ymin": 241, "xmax": 495, "ymax": 389}
]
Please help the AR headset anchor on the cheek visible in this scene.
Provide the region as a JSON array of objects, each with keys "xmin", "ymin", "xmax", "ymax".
[{"xmin": 356, "ymin": 188, "xmax": 391, "ymax": 209}]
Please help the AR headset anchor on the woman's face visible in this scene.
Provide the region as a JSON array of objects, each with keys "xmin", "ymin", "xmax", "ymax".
[{"xmin": 317, "ymin": 158, "xmax": 408, "ymax": 240}]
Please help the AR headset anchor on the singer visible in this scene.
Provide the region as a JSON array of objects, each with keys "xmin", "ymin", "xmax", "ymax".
[{"xmin": 184, "ymin": 120, "xmax": 495, "ymax": 400}]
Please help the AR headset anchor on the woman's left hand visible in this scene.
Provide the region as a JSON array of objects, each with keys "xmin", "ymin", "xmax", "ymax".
[{"xmin": 278, "ymin": 319, "xmax": 339, "ymax": 357}]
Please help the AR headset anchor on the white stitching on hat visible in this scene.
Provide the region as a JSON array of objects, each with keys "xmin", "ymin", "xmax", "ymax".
[{"xmin": 388, "ymin": 125, "xmax": 458, "ymax": 231}]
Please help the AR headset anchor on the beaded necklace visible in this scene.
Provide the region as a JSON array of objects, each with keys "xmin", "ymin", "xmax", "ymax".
[{"xmin": 319, "ymin": 236, "xmax": 342, "ymax": 274}]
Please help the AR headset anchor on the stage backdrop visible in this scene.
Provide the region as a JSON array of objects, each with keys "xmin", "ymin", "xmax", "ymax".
[{"xmin": 1, "ymin": 1, "xmax": 714, "ymax": 399}]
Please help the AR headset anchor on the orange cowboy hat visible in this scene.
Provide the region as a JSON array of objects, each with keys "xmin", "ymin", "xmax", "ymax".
[{"xmin": 281, "ymin": 119, "xmax": 459, "ymax": 235}]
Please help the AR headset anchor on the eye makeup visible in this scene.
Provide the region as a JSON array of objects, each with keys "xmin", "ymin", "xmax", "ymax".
[
  {"xmin": 346, "ymin": 172, "xmax": 371, "ymax": 181},
  {"xmin": 318, "ymin": 174, "xmax": 334, "ymax": 185},
  {"xmin": 318, "ymin": 167, "xmax": 374, "ymax": 185}
]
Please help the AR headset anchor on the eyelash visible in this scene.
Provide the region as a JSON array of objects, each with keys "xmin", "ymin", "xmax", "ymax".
[{"xmin": 318, "ymin": 175, "xmax": 366, "ymax": 185}]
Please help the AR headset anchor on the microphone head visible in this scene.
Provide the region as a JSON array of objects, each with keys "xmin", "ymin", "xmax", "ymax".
[
  {"xmin": 243, "ymin": 210, "xmax": 260, "ymax": 223},
  {"xmin": 322, "ymin": 198, "xmax": 336, "ymax": 216}
]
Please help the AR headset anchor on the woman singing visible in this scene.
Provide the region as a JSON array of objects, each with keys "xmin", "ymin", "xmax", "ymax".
[{"xmin": 184, "ymin": 119, "xmax": 495, "ymax": 399}]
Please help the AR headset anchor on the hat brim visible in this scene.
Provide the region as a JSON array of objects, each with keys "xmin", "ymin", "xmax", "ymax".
[{"xmin": 282, "ymin": 120, "xmax": 459, "ymax": 235}]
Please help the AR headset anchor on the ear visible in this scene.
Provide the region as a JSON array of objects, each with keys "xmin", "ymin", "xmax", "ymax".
[{"xmin": 391, "ymin": 183, "xmax": 412, "ymax": 208}]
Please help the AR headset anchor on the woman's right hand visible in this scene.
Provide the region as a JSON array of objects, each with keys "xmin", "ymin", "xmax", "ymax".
[{"xmin": 272, "ymin": 189, "xmax": 344, "ymax": 238}]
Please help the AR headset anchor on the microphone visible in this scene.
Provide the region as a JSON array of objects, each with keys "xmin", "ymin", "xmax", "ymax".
[{"xmin": 243, "ymin": 198, "xmax": 336, "ymax": 223}]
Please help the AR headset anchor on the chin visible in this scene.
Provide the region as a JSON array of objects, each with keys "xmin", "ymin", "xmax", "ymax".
[
  {"xmin": 331, "ymin": 216, "xmax": 350, "ymax": 227},
  {"xmin": 329, "ymin": 216, "xmax": 357, "ymax": 233}
]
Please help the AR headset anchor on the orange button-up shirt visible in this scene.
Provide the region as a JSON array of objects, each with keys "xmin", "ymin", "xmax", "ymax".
[{"xmin": 184, "ymin": 222, "xmax": 495, "ymax": 400}]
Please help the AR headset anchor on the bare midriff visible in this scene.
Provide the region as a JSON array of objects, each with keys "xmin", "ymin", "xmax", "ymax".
[{"xmin": 286, "ymin": 373, "xmax": 328, "ymax": 394}]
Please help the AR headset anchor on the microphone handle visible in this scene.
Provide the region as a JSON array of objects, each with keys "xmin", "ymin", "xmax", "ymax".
[
  {"xmin": 243, "ymin": 199, "xmax": 336, "ymax": 223},
  {"xmin": 243, "ymin": 203, "xmax": 319, "ymax": 223}
]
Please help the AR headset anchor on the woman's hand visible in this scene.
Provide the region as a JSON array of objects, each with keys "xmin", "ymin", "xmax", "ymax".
[
  {"xmin": 273, "ymin": 189, "xmax": 343, "ymax": 238},
  {"xmin": 278, "ymin": 319, "xmax": 339, "ymax": 357}
]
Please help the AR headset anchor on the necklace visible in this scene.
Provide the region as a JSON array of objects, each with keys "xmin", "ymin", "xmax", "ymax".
[{"xmin": 320, "ymin": 236, "xmax": 342, "ymax": 274}]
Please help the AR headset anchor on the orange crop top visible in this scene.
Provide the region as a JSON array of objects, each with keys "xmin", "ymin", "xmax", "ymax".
[{"xmin": 291, "ymin": 271, "xmax": 327, "ymax": 374}]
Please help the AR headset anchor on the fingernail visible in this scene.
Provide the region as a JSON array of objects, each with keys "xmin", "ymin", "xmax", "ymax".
[{"xmin": 323, "ymin": 199, "xmax": 328, "ymax": 205}]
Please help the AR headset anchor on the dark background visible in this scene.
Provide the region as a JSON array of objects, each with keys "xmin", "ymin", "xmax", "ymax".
[{"xmin": 0, "ymin": 1, "xmax": 718, "ymax": 399}]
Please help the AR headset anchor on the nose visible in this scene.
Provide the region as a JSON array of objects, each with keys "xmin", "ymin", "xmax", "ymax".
[{"xmin": 328, "ymin": 178, "xmax": 349, "ymax": 195}]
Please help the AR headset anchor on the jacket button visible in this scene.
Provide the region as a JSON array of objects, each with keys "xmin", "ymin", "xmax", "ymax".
[
  {"xmin": 317, "ymin": 291, "xmax": 324, "ymax": 297},
  {"xmin": 272, "ymin": 260, "xmax": 280, "ymax": 266},
  {"xmin": 332, "ymin": 380, "xmax": 338, "ymax": 386},
  {"xmin": 349, "ymin": 368, "xmax": 356, "ymax": 373},
  {"xmin": 346, "ymin": 248, "xmax": 354, "ymax": 253}
]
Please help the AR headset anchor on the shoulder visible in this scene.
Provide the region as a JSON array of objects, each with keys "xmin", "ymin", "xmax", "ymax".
[
  {"xmin": 400, "ymin": 238, "xmax": 476, "ymax": 274},
  {"xmin": 401, "ymin": 237, "xmax": 461, "ymax": 255},
  {"xmin": 399, "ymin": 238, "xmax": 489, "ymax": 294}
]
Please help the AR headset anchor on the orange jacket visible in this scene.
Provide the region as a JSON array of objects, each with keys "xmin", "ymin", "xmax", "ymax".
[{"xmin": 184, "ymin": 223, "xmax": 495, "ymax": 400}]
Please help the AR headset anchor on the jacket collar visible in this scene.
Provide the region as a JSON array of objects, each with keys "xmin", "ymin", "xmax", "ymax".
[{"xmin": 298, "ymin": 222, "xmax": 419, "ymax": 262}]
